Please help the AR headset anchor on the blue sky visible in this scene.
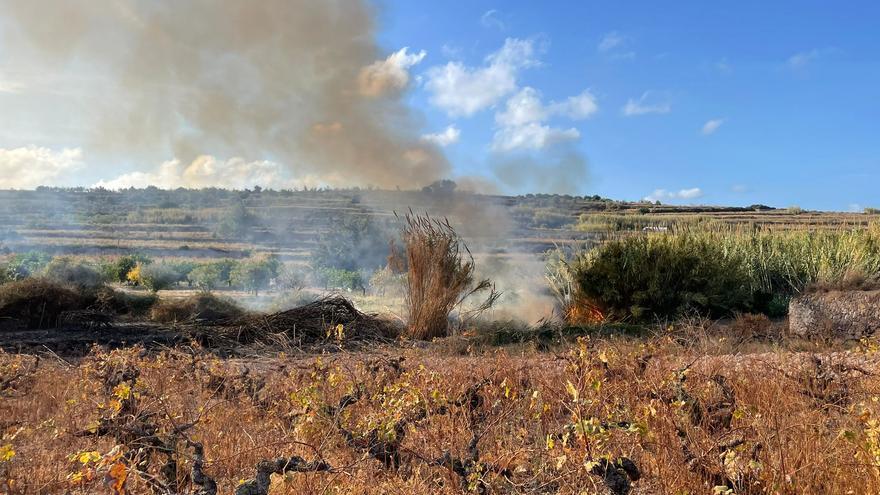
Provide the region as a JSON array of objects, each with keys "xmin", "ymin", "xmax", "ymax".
[
  {"xmin": 376, "ymin": 0, "xmax": 880, "ymax": 210},
  {"xmin": 0, "ymin": 1, "xmax": 878, "ymax": 211}
]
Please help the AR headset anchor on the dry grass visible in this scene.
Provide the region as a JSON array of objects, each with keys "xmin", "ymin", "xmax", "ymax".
[
  {"xmin": 0, "ymin": 278, "xmax": 86, "ymax": 329},
  {"xmin": 401, "ymin": 212, "xmax": 498, "ymax": 340},
  {"xmin": 2, "ymin": 334, "xmax": 880, "ymax": 494},
  {"xmin": 149, "ymin": 293, "xmax": 245, "ymax": 324}
]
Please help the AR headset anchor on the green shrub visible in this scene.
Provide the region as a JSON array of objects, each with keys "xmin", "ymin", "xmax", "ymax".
[
  {"xmin": 574, "ymin": 234, "xmax": 752, "ymax": 321},
  {"xmin": 314, "ymin": 267, "xmax": 364, "ymax": 291},
  {"xmin": 188, "ymin": 263, "xmax": 224, "ymax": 291},
  {"xmin": 106, "ymin": 254, "xmax": 152, "ymax": 283},
  {"xmin": 4, "ymin": 251, "xmax": 51, "ymax": 280},
  {"xmin": 137, "ymin": 264, "xmax": 180, "ymax": 292},
  {"xmin": 564, "ymin": 227, "xmax": 880, "ymax": 321},
  {"xmin": 230, "ymin": 256, "xmax": 280, "ymax": 295}
]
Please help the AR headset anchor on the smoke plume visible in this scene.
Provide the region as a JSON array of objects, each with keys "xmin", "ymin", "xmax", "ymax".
[{"xmin": 0, "ymin": 0, "xmax": 448, "ymax": 189}]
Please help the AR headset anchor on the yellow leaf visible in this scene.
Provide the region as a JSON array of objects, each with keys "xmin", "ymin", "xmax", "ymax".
[
  {"xmin": 78, "ymin": 450, "xmax": 101, "ymax": 464},
  {"xmin": 565, "ymin": 380, "xmax": 579, "ymax": 401},
  {"xmin": 0, "ymin": 444, "xmax": 14, "ymax": 462},
  {"xmin": 113, "ymin": 382, "xmax": 132, "ymax": 401}
]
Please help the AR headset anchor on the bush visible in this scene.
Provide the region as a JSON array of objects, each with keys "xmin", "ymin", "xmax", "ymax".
[
  {"xmin": 150, "ymin": 293, "xmax": 244, "ymax": 323},
  {"xmin": 564, "ymin": 227, "xmax": 880, "ymax": 322},
  {"xmin": 93, "ymin": 286, "xmax": 158, "ymax": 316},
  {"xmin": 574, "ymin": 234, "xmax": 752, "ymax": 321},
  {"xmin": 314, "ymin": 267, "xmax": 364, "ymax": 291},
  {"xmin": 106, "ymin": 254, "xmax": 152, "ymax": 283},
  {"xmin": 44, "ymin": 256, "xmax": 105, "ymax": 289},
  {"xmin": 4, "ymin": 251, "xmax": 51, "ymax": 281},
  {"xmin": 401, "ymin": 213, "xmax": 498, "ymax": 339},
  {"xmin": 215, "ymin": 201, "xmax": 255, "ymax": 238},
  {"xmin": 0, "ymin": 278, "xmax": 85, "ymax": 328},
  {"xmin": 230, "ymin": 256, "xmax": 280, "ymax": 295},
  {"xmin": 188, "ymin": 263, "xmax": 224, "ymax": 291},
  {"xmin": 134, "ymin": 263, "xmax": 180, "ymax": 292}
]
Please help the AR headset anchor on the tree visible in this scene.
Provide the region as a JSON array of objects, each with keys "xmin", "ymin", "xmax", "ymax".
[
  {"xmin": 188, "ymin": 264, "xmax": 223, "ymax": 291},
  {"xmin": 310, "ymin": 215, "xmax": 390, "ymax": 273},
  {"xmin": 108, "ymin": 254, "xmax": 152, "ymax": 283},
  {"xmin": 230, "ymin": 256, "xmax": 279, "ymax": 295},
  {"xmin": 215, "ymin": 201, "xmax": 255, "ymax": 238}
]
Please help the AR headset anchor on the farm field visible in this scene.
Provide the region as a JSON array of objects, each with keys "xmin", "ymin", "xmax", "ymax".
[{"xmin": 2, "ymin": 187, "xmax": 880, "ymax": 494}]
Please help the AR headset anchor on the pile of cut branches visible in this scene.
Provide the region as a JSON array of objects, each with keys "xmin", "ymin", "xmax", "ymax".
[{"xmin": 188, "ymin": 296, "xmax": 399, "ymax": 350}]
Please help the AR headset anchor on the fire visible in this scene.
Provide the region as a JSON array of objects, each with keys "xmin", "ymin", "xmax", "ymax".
[{"xmin": 564, "ymin": 298, "xmax": 605, "ymax": 325}]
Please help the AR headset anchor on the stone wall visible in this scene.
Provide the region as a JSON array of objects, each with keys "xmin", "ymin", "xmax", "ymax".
[{"xmin": 789, "ymin": 289, "xmax": 880, "ymax": 340}]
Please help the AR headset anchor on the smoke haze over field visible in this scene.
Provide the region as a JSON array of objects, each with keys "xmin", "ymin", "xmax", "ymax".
[{"xmin": 0, "ymin": 0, "xmax": 448, "ymax": 189}]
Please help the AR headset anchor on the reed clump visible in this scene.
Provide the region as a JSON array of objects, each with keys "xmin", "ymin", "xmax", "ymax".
[{"xmin": 400, "ymin": 212, "xmax": 498, "ymax": 339}]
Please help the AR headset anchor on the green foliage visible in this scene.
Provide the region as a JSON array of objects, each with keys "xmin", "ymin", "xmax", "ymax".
[
  {"xmin": 106, "ymin": 254, "xmax": 152, "ymax": 283},
  {"xmin": 4, "ymin": 251, "xmax": 51, "ymax": 280},
  {"xmin": 566, "ymin": 227, "xmax": 880, "ymax": 321},
  {"xmin": 515, "ymin": 207, "xmax": 575, "ymax": 229},
  {"xmin": 230, "ymin": 256, "xmax": 280, "ymax": 295},
  {"xmin": 576, "ymin": 213, "xmax": 717, "ymax": 233},
  {"xmin": 574, "ymin": 234, "xmax": 752, "ymax": 320},
  {"xmin": 165, "ymin": 260, "xmax": 199, "ymax": 284},
  {"xmin": 215, "ymin": 201, "xmax": 254, "ymax": 238},
  {"xmin": 187, "ymin": 263, "xmax": 224, "ymax": 291},
  {"xmin": 310, "ymin": 215, "xmax": 390, "ymax": 272},
  {"xmin": 136, "ymin": 263, "xmax": 180, "ymax": 292},
  {"xmin": 43, "ymin": 257, "xmax": 105, "ymax": 289},
  {"xmin": 314, "ymin": 267, "xmax": 364, "ymax": 291}
]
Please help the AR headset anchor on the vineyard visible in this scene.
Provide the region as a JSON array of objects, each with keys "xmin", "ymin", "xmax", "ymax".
[
  {"xmin": 2, "ymin": 334, "xmax": 880, "ymax": 494},
  {"xmin": 2, "ymin": 188, "xmax": 880, "ymax": 494}
]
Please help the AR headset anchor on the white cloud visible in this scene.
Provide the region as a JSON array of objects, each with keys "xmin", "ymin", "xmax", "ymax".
[
  {"xmin": 597, "ymin": 31, "xmax": 635, "ymax": 59},
  {"xmin": 787, "ymin": 49, "xmax": 821, "ymax": 69},
  {"xmin": 95, "ymin": 155, "xmax": 331, "ymax": 190},
  {"xmin": 492, "ymin": 123, "xmax": 580, "ymax": 153},
  {"xmin": 491, "ymin": 87, "xmax": 596, "ymax": 152},
  {"xmin": 622, "ymin": 91, "xmax": 671, "ymax": 116},
  {"xmin": 644, "ymin": 187, "xmax": 704, "ymax": 203},
  {"xmin": 715, "ymin": 58, "xmax": 732, "ymax": 74},
  {"xmin": 552, "ymin": 91, "xmax": 600, "ymax": 119},
  {"xmin": 701, "ymin": 118, "xmax": 725, "ymax": 135},
  {"xmin": 421, "ymin": 125, "xmax": 461, "ymax": 147},
  {"xmin": 357, "ymin": 47, "xmax": 426, "ymax": 97},
  {"xmin": 598, "ymin": 32, "xmax": 625, "ymax": 52},
  {"xmin": 0, "ymin": 146, "xmax": 83, "ymax": 188},
  {"xmin": 425, "ymin": 38, "xmax": 539, "ymax": 117},
  {"xmin": 480, "ymin": 9, "xmax": 505, "ymax": 30},
  {"xmin": 731, "ymin": 184, "xmax": 749, "ymax": 194}
]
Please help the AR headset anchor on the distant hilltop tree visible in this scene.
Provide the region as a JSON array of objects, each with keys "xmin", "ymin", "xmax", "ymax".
[{"xmin": 421, "ymin": 179, "xmax": 457, "ymax": 195}]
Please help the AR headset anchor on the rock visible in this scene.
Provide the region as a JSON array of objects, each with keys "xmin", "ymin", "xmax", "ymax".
[{"xmin": 789, "ymin": 290, "xmax": 880, "ymax": 340}]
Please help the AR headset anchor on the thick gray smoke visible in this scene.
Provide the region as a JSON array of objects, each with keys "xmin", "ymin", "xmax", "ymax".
[{"xmin": 0, "ymin": 0, "xmax": 448, "ymax": 188}]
